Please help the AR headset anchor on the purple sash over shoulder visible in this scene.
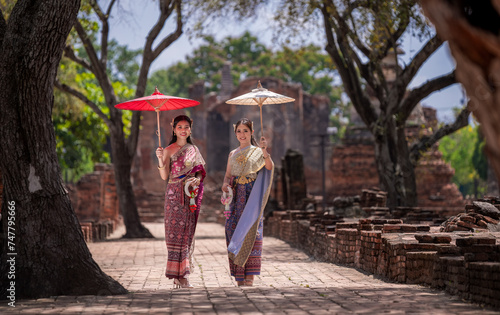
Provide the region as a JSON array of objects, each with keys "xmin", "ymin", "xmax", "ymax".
[
  {"xmin": 227, "ymin": 165, "xmax": 273, "ymax": 267},
  {"xmin": 169, "ymin": 144, "xmax": 206, "ymax": 214}
]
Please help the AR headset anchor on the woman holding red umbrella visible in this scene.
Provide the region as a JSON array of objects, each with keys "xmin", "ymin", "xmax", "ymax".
[{"xmin": 156, "ymin": 115, "xmax": 206, "ymax": 288}]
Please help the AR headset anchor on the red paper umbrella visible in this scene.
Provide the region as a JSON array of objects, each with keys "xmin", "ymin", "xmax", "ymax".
[{"xmin": 115, "ymin": 87, "xmax": 200, "ymax": 147}]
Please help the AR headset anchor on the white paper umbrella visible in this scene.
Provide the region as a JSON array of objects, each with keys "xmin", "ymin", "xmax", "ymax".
[{"xmin": 226, "ymin": 81, "xmax": 295, "ymax": 135}]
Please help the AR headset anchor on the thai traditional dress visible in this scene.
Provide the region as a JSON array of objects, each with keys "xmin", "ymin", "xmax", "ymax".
[
  {"xmin": 164, "ymin": 143, "xmax": 206, "ymax": 279},
  {"xmin": 225, "ymin": 145, "xmax": 274, "ymax": 281}
]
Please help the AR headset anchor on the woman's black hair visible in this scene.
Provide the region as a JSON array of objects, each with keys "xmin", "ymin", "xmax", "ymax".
[
  {"xmin": 168, "ymin": 115, "xmax": 194, "ymax": 145},
  {"xmin": 234, "ymin": 117, "xmax": 258, "ymax": 146}
]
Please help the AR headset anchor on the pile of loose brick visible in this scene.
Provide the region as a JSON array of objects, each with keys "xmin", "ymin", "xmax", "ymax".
[
  {"xmin": 265, "ymin": 204, "xmax": 500, "ymax": 310},
  {"xmin": 359, "ymin": 189, "xmax": 390, "ymax": 217},
  {"xmin": 392, "ymin": 206, "xmax": 444, "ymax": 224},
  {"xmin": 441, "ymin": 198, "xmax": 500, "ymax": 232}
]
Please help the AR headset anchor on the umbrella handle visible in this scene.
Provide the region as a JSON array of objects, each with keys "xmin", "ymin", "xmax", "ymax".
[
  {"xmin": 259, "ymin": 104, "xmax": 263, "ymax": 138},
  {"xmin": 156, "ymin": 110, "xmax": 161, "ymax": 147}
]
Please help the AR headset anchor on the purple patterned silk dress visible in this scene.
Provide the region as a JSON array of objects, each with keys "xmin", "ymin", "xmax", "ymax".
[
  {"xmin": 225, "ymin": 145, "xmax": 274, "ymax": 281},
  {"xmin": 164, "ymin": 144, "xmax": 206, "ymax": 279}
]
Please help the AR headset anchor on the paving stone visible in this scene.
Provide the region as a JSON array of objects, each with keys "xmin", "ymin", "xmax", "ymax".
[{"xmin": 1, "ymin": 222, "xmax": 498, "ymax": 314}]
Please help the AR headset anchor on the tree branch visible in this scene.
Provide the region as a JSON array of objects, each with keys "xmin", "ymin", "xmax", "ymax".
[
  {"xmin": 321, "ymin": 2, "xmax": 376, "ymax": 126},
  {"xmin": 342, "ymin": 3, "xmax": 372, "ymax": 57},
  {"xmin": 90, "ymin": 0, "xmax": 116, "ymax": 68},
  {"xmin": 54, "ymin": 80, "xmax": 112, "ymax": 126},
  {"xmin": 129, "ymin": 0, "xmax": 183, "ymax": 157},
  {"xmin": 144, "ymin": 0, "xmax": 175, "ymax": 59},
  {"xmin": 105, "ymin": 0, "xmax": 115, "ymax": 17},
  {"xmin": 399, "ymin": 34, "xmax": 443, "ymax": 89},
  {"xmin": 150, "ymin": 1, "xmax": 183, "ymax": 61},
  {"xmin": 370, "ymin": 4, "xmax": 413, "ymax": 62},
  {"xmin": 409, "ymin": 105, "xmax": 470, "ymax": 164},
  {"xmin": 63, "ymin": 45, "xmax": 92, "ymax": 71},
  {"xmin": 386, "ymin": 34, "xmax": 444, "ymax": 115},
  {"xmin": 74, "ymin": 20, "xmax": 105, "ymax": 81},
  {"xmin": 74, "ymin": 19, "xmax": 116, "ymax": 107},
  {"xmin": 339, "ymin": 3, "xmax": 390, "ymax": 105},
  {"xmin": 399, "ymin": 71, "xmax": 456, "ymax": 121}
]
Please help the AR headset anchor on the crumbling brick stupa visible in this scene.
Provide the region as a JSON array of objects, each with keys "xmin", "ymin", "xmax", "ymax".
[
  {"xmin": 65, "ymin": 57, "xmax": 468, "ymax": 226},
  {"xmin": 331, "ymin": 106, "xmax": 464, "ymax": 216},
  {"xmin": 130, "ymin": 73, "xmax": 331, "ymax": 221},
  {"xmin": 330, "ymin": 48, "xmax": 464, "ymax": 217}
]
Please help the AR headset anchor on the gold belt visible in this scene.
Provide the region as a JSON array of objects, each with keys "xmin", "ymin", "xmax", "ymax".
[
  {"xmin": 168, "ymin": 175, "xmax": 194, "ymax": 184},
  {"xmin": 234, "ymin": 175, "xmax": 256, "ymax": 185}
]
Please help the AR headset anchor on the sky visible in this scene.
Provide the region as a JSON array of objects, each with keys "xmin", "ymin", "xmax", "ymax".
[{"xmin": 107, "ymin": 0, "xmax": 464, "ymax": 123}]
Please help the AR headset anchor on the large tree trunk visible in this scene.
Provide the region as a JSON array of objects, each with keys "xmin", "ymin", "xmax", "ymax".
[
  {"xmin": 319, "ymin": 2, "xmax": 464, "ymax": 211},
  {"xmin": 421, "ymin": 0, "xmax": 500, "ymax": 188},
  {"xmin": 109, "ymin": 126, "xmax": 153, "ymax": 238},
  {"xmin": 58, "ymin": 1, "xmax": 184, "ymax": 238},
  {"xmin": 0, "ymin": 0, "xmax": 126, "ymax": 299},
  {"xmin": 106, "ymin": 92, "xmax": 153, "ymax": 238},
  {"xmin": 397, "ymin": 122, "xmax": 418, "ymax": 207},
  {"xmin": 374, "ymin": 140, "xmax": 400, "ymax": 208},
  {"xmin": 373, "ymin": 117, "xmax": 417, "ymax": 209}
]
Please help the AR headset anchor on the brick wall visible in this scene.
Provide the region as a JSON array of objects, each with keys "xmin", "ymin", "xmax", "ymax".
[
  {"xmin": 264, "ymin": 212, "xmax": 500, "ymax": 309},
  {"xmin": 68, "ymin": 163, "xmax": 120, "ymax": 242}
]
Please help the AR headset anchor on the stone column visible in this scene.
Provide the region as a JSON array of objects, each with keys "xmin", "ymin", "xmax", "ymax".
[{"xmin": 282, "ymin": 149, "xmax": 307, "ymax": 209}]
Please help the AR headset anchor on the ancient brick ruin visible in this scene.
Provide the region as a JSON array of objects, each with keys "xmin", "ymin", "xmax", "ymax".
[
  {"xmin": 441, "ymin": 198, "xmax": 500, "ymax": 232},
  {"xmin": 67, "ymin": 163, "xmax": 120, "ymax": 241},
  {"xmin": 127, "ymin": 62, "xmax": 464, "ymax": 222},
  {"xmin": 331, "ymin": 49, "xmax": 464, "ymax": 214},
  {"xmin": 128, "ymin": 75, "xmax": 330, "ymax": 221},
  {"xmin": 66, "ymin": 56, "xmax": 468, "ymax": 247},
  {"xmin": 331, "ymin": 114, "xmax": 464, "ymax": 213},
  {"xmin": 67, "ymin": 73, "xmax": 466, "ymax": 232},
  {"xmin": 265, "ymin": 195, "xmax": 500, "ymax": 309}
]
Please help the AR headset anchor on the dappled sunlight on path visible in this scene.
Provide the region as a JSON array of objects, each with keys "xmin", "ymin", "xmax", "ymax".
[{"xmin": 1, "ymin": 223, "xmax": 497, "ymax": 314}]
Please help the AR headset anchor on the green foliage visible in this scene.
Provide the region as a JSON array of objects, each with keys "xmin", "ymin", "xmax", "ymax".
[
  {"xmin": 0, "ymin": 0, "xmax": 16, "ymax": 18},
  {"xmin": 54, "ymin": 40, "xmax": 136, "ymax": 182},
  {"xmin": 439, "ymin": 124, "xmax": 488, "ymax": 198},
  {"xmin": 148, "ymin": 31, "xmax": 345, "ymax": 109},
  {"xmin": 472, "ymin": 130, "xmax": 487, "ymax": 181},
  {"xmin": 148, "ymin": 32, "xmax": 349, "ymax": 142},
  {"xmin": 106, "ymin": 40, "xmax": 142, "ymax": 87},
  {"xmin": 53, "ymin": 106, "xmax": 110, "ymax": 183}
]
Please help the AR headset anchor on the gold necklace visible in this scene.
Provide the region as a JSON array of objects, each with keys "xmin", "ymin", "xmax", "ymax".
[{"xmin": 235, "ymin": 147, "xmax": 252, "ymax": 165}]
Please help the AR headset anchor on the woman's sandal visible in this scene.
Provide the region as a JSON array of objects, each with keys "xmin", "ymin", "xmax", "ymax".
[
  {"xmin": 174, "ymin": 278, "xmax": 194, "ymax": 289},
  {"xmin": 244, "ymin": 279, "xmax": 253, "ymax": 286}
]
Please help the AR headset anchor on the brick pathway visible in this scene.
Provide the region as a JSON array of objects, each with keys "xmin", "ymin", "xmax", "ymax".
[{"xmin": 1, "ymin": 223, "xmax": 498, "ymax": 314}]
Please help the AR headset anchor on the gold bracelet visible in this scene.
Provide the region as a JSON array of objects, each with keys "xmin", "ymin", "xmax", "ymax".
[{"xmin": 158, "ymin": 165, "xmax": 165, "ymax": 170}]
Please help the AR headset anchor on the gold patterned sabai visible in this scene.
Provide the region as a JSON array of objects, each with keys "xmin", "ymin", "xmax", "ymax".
[
  {"xmin": 235, "ymin": 152, "xmax": 248, "ymax": 165},
  {"xmin": 230, "ymin": 146, "xmax": 265, "ymax": 180}
]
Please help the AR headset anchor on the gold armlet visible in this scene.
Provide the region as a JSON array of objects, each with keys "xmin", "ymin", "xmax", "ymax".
[{"xmin": 158, "ymin": 165, "xmax": 166, "ymax": 170}]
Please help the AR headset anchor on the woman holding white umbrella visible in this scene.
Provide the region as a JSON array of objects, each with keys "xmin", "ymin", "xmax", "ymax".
[{"xmin": 221, "ymin": 117, "xmax": 274, "ymax": 286}]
